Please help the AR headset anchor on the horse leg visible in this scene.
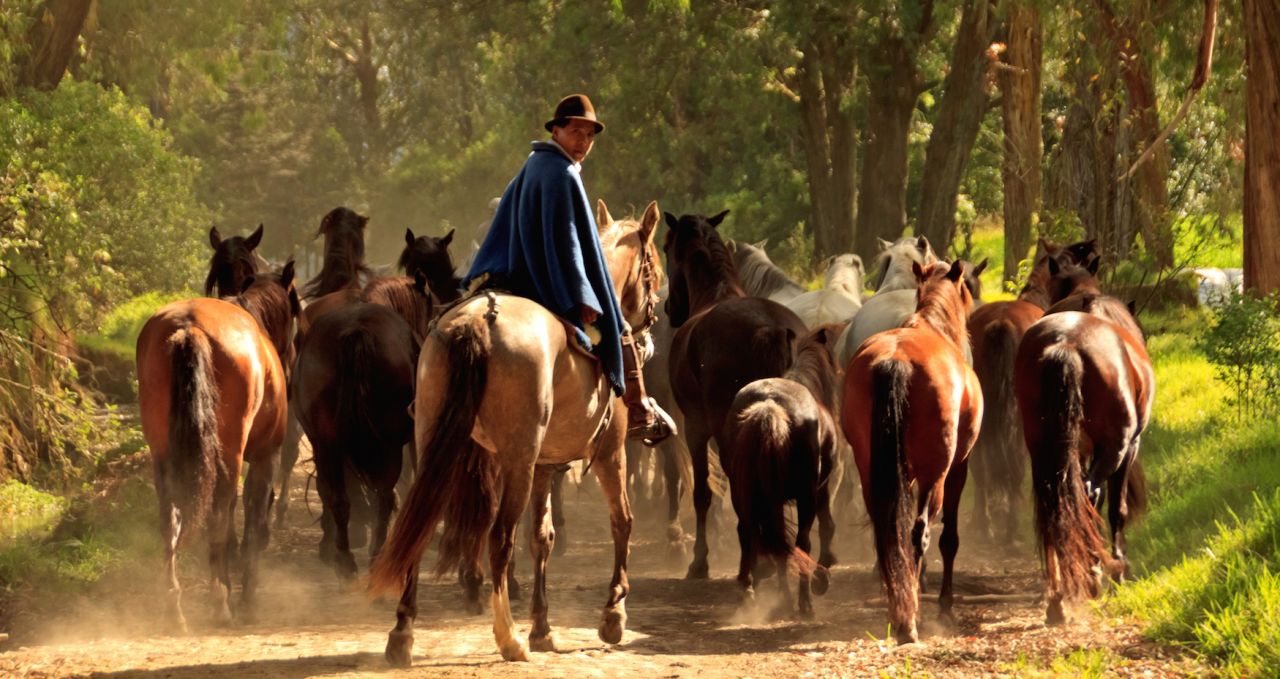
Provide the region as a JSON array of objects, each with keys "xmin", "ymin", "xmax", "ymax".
[
  {"xmin": 384, "ymin": 560, "xmax": 420, "ymax": 668},
  {"xmin": 207, "ymin": 476, "xmax": 236, "ymax": 625},
  {"xmin": 315, "ymin": 449, "xmax": 357, "ymax": 582},
  {"xmin": 1106, "ymin": 451, "xmax": 1136, "ymax": 582},
  {"xmin": 661, "ymin": 441, "xmax": 686, "ymax": 561},
  {"xmin": 370, "ymin": 470, "xmax": 397, "ymax": 559},
  {"xmin": 316, "ymin": 472, "xmax": 337, "ymax": 565},
  {"xmin": 458, "ymin": 556, "xmax": 485, "ymax": 614},
  {"xmin": 686, "ymin": 424, "xmax": 713, "ymax": 579},
  {"xmin": 592, "ymin": 432, "xmax": 632, "ymax": 645},
  {"xmin": 156, "ymin": 472, "xmax": 188, "ymax": 634},
  {"xmin": 913, "ymin": 483, "xmax": 940, "ymax": 595},
  {"xmin": 273, "ymin": 410, "xmax": 301, "ymax": 529},
  {"xmin": 733, "ymin": 494, "xmax": 756, "ymax": 605},
  {"xmin": 550, "ymin": 464, "xmax": 568, "ymax": 556},
  {"xmin": 795, "ymin": 494, "xmax": 818, "ymax": 619},
  {"xmin": 938, "ymin": 458, "xmax": 969, "ymax": 625},
  {"xmin": 240, "ymin": 455, "xmax": 278, "ymax": 619},
  {"xmin": 1045, "ymin": 546, "xmax": 1066, "ymax": 625},
  {"xmin": 491, "ymin": 467, "xmax": 533, "ymax": 662},
  {"xmin": 527, "ymin": 466, "xmax": 557, "ymax": 652}
]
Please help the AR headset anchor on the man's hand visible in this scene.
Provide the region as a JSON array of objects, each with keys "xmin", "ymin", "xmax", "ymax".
[{"xmin": 581, "ymin": 305, "xmax": 600, "ymax": 325}]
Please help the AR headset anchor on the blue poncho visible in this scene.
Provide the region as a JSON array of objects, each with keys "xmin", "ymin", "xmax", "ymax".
[{"xmin": 464, "ymin": 141, "xmax": 626, "ymax": 396}]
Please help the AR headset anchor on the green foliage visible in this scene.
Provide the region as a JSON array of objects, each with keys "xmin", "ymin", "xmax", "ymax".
[
  {"xmin": 77, "ymin": 291, "xmax": 189, "ymax": 362},
  {"xmin": 0, "ymin": 479, "xmax": 68, "ymax": 544},
  {"xmin": 1195, "ymin": 292, "xmax": 1280, "ymax": 421},
  {"xmin": 1001, "ymin": 648, "xmax": 1128, "ymax": 678}
]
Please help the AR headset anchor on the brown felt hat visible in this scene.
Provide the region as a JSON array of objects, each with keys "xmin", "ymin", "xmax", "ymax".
[{"xmin": 544, "ymin": 94, "xmax": 605, "ymax": 133}]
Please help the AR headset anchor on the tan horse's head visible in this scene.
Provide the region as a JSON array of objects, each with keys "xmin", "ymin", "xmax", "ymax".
[{"xmin": 596, "ymin": 199, "xmax": 663, "ymax": 335}]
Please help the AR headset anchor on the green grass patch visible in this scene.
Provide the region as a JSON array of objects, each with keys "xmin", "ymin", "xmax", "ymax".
[
  {"xmin": 1109, "ymin": 305, "xmax": 1280, "ymax": 676},
  {"xmin": 0, "ymin": 480, "xmax": 70, "ymax": 544},
  {"xmin": 76, "ymin": 290, "xmax": 189, "ymax": 361},
  {"xmin": 1001, "ymin": 648, "xmax": 1129, "ymax": 678}
]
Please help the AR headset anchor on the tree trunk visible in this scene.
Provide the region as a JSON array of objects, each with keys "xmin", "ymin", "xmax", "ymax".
[
  {"xmin": 998, "ymin": 1, "xmax": 1043, "ymax": 284},
  {"xmin": 16, "ymin": 0, "xmax": 94, "ymax": 91},
  {"xmin": 855, "ymin": 36, "xmax": 920, "ymax": 264},
  {"xmin": 1243, "ymin": 0, "xmax": 1280, "ymax": 294},
  {"xmin": 916, "ymin": 0, "xmax": 999, "ymax": 258},
  {"xmin": 797, "ymin": 34, "xmax": 858, "ymax": 261}
]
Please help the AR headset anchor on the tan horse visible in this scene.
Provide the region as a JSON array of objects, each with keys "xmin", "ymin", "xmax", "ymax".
[{"xmin": 367, "ymin": 200, "xmax": 664, "ymax": 665}]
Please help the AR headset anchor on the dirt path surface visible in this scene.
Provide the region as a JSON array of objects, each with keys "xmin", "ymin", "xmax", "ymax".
[{"xmin": 1, "ymin": 461, "xmax": 1203, "ymax": 678}]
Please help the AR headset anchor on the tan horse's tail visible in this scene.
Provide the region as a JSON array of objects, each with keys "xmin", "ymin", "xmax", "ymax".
[
  {"xmin": 367, "ymin": 315, "xmax": 498, "ymax": 597},
  {"xmin": 1029, "ymin": 345, "xmax": 1112, "ymax": 600},
  {"xmin": 867, "ymin": 358, "xmax": 916, "ymax": 641},
  {"xmin": 163, "ymin": 328, "xmax": 222, "ymax": 535}
]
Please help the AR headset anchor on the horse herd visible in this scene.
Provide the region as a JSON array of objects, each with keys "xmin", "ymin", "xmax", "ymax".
[{"xmin": 133, "ymin": 201, "xmax": 1152, "ymax": 664}]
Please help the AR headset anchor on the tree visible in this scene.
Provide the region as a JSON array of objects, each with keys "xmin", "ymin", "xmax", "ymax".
[
  {"xmin": 915, "ymin": 0, "xmax": 999, "ymax": 258},
  {"xmin": 1242, "ymin": 0, "xmax": 1280, "ymax": 294},
  {"xmin": 998, "ymin": 1, "xmax": 1043, "ymax": 283},
  {"xmin": 13, "ymin": 0, "xmax": 92, "ymax": 92}
]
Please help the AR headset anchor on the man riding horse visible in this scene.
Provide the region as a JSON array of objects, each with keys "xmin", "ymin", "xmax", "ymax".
[{"xmin": 464, "ymin": 93, "xmax": 675, "ymax": 445}]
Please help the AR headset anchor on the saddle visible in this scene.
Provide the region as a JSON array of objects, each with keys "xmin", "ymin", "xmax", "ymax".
[{"xmin": 454, "ymin": 276, "xmax": 602, "ymax": 369}]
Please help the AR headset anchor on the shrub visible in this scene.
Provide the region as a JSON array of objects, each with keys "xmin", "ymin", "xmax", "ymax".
[{"xmin": 1196, "ymin": 291, "xmax": 1280, "ymax": 421}]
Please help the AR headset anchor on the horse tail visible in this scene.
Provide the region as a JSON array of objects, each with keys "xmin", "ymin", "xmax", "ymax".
[
  {"xmin": 367, "ymin": 315, "xmax": 497, "ymax": 597},
  {"xmin": 164, "ymin": 328, "xmax": 222, "ymax": 534},
  {"xmin": 1125, "ymin": 454, "xmax": 1148, "ymax": 520},
  {"xmin": 867, "ymin": 359, "xmax": 916, "ymax": 629},
  {"xmin": 331, "ymin": 324, "xmax": 380, "ymax": 481},
  {"xmin": 728, "ymin": 400, "xmax": 795, "ymax": 561},
  {"xmin": 1029, "ymin": 345, "xmax": 1111, "ymax": 600},
  {"xmin": 975, "ymin": 319, "xmax": 1026, "ymax": 505}
]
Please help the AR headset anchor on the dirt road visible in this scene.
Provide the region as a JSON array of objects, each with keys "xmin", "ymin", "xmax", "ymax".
[{"xmin": 1, "ymin": 462, "xmax": 1202, "ymax": 677}]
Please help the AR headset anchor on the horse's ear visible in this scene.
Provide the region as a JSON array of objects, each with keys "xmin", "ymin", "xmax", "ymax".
[
  {"xmin": 413, "ymin": 268, "xmax": 430, "ymax": 296},
  {"xmin": 852, "ymin": 254, "xmax": 865, "ymax": 271},
  {"xmin": 911, "ymin": 260, "xmax": 926, "ymax": 281},
  {"xmin": 707, "ymin": 209, "xmax": 730, "ymax": 228},
  {"xmin": 754, "ymin": 238, "xmax": 770, "ymax": 250},
  {"xmin": 405, "ymin": 228, "xmax": 416, "ymax": 246},
  {"xmin": 440, "ymin": 228, "xmax": 455, "ymax": 248},
  {"xmin": 878, "ymin": 238, "xmax": 893, "ymax": 251},
  {"xmin": 280, "ymin": 258, "xmax": 296, "ymax": 288},
  {"xmin": 1127, "ymin": 300, "xmax": 1137, "ymax": 316},
  {"xmin": 246, "ymin": 224, "xmax": 264, "ymax": 250},
  {"xmin": 1086, "ymin": 253, "xmax": 1101, "ymax": 275},
  {"xmin": 916, "ymin": 235, "xmax": 933, "ymax": 257},
  {"xmin": 639, "ymin": 201, "xmax": 660, "ymax": 244},
  {"xmin": 359, "ymin": 214, "xmax": 370, "ymax": 228},
  {"xmin": 664, "ymin": 211, "xmax": 680, "ymax": 231},
  {"xmin": 596, "ymin": 199, "xmax": 614, "ymax": 229},
  {"xmin": 209, "ymin": 226, "xmax": 222, "ymax": 249},
  {"xmin": 1048, "ymin": 256, "xmax": 1061, "ymax": 276},
  {"xmin": 946, "ymin": 259, "xmax": 964, "ymax": 282},
  {"xmin": 973, "ymin": 258, "xmax": 989, "ymax": 277}
]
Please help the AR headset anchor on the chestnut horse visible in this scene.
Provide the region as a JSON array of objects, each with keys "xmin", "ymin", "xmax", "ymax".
[
  {"xmin": 367, "ymin": 201, "xmax": 664, "ymax": 665},
  {"xmin": 725, "ymin": 323, "xmax": 845, "ymax": 617},
  {"xmin": 842, "ymin": 260, "xmax": 982, "ymax": 644},
  {"xmin": 967, "ymin": 238, "xmax": 1099, "ymax": 544},
  {"xmin": 204, "ymin": 224, "xmax": 268, "ymax": 297},
  {"xmin": 136, "ymin": 261, "xmax": 300, "ymax": 631},
  {"xmin": 663, "ymin": 210, "xmax": 809, "ymax": 579},
  {"xmin": 1015, "ymin": 255, "xmax": 1151, "ymax": 625}
]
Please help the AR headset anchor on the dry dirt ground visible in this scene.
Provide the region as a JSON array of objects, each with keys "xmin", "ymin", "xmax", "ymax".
[{"xmin": 1, "ymin": 460, "xmax": 1206, "ymax": 678}]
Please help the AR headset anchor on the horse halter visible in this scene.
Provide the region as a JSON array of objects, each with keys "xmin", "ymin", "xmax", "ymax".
[{"xmin": 632, "ymin": 237, "xmax": 662, "ymax": 341}]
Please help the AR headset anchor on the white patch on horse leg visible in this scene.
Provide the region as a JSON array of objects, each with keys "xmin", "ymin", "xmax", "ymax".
[{"xmin": 492, "ymin": 586, "xmax": 527, "ymax": 661}]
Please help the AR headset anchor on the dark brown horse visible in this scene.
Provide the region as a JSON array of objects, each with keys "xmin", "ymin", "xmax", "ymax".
[
  {"xmin": 967, "ymin": 238, "xmax": 1099, "ymax": 544},
  {"xmin": 367, "ymin": 201, "xmax": 664, "ymax": 665},
  {"xmin": 292, "ymin": 272, "xmax": 434, "ymax": 582},
  {"xmin": 1015, "ymin": 255, "xmax": 1152, "ymax": 625},
  {"xmin": 204, "ymin": 224, "xmax": 267, "ymax": 297},
  {"xmin": 301, "ymin": 206, "xmax": 372, "ymax": 301},
  {"xmin": 663, "ymin": 210, "xmax": 809, "ymax": 580},
  {"xmin": 136, "ymin": 261, "xmax": 300, "ymax": 631},
  {"xmin": 724, "ymin": 323, "xmax": 845, "ymax": 618},
  {"xmin": 842, "ymin": 260, "xmax": 982, "ymax": 644}
]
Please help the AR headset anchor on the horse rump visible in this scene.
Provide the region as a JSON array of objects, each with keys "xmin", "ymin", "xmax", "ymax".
[
  {"xmin": 367, "ymin": 314, "xmax": 499, "ymax": 596},
  {"xmin": 1025, "ymin": 345, "xmax": 1111, "ymax": 600},
  {"xmin": 163, "ymin": 328, "xmax": 222, "ymax": 536}
]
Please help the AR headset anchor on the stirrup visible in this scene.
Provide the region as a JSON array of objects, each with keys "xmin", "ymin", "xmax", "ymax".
[{"xmin": 626, "ymin": 398, "xmax": 676, "ymax": 447}]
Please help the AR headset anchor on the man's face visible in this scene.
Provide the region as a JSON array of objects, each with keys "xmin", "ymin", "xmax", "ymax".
[{"xmin": 551, "ymin": 119, "xmax": 597, "ymax": 163}]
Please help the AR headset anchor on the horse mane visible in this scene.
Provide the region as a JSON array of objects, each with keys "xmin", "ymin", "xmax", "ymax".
[
  {"xmin": 302, "ymin": 207, "xmax": 372, "ymax": 300},
  {"xmin": 784, "ymin": 323, "xmax": 846, "ymax": 410},
  {"xmin": 824, "ymin": 254, "xmax": 864, "ymax": 295},
  {"xmin": 233, "ymin": 271, "xmax": 298, "ymax": 362},
  {"xmin": 906, "ymin": 264, "xmax": 971, "ymax": 352},
  {"xmin": 398, "ymin": 236, "xmax": 462, "ymax": 304},
  {"xmin": 731, "ymin": 241, "xmax": 805, "ymax": 299},
  {"xmin": 361, "ymin": 276, "xmax": 434, "ymax": 340},
  {"xmin": 205, "ymin": 241, "xmax": 268, "ymax": 297},
  {"xmin": 687, "ymin": 228, "xmax": 746, "ymax": 304},
  {"xmin": 874, "ymin": 237, "xmax": 936, "ymax": 293}
]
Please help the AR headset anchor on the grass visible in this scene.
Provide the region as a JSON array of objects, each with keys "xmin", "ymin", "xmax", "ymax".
[
  {"xmin": 1105, "ymin": 304, "xmax": 1280, "ymax": 676},
  {"xmin": 1001, "ymin": 648, "xmax": 1128, "ymax": 678},
  {"xmin": 76, "ymin": 290, "xmax": 188, "ymax": 361}
]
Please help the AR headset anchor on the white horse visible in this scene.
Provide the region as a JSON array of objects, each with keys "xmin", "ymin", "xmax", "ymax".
[
  {"xmin": 836, "ymin": 236, "xmax": 940, "ymax": 368},
  {"xmin": 786, "ymin": 253, "xmax": 865, "ymax": 328},
  {"xmin": 729, "ymin": 239, "xmax": 806, "ymax": 303}
]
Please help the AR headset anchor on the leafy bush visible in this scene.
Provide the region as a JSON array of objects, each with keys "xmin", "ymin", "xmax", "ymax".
[{"xmin": 1196, "ymin": 292, "xmax": 1280, "ymax": 421}]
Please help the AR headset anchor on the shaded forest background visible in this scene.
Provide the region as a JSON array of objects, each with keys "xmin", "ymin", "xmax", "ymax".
[{"xmin": 2, "ymin": 0, "xmax": 1278, "ymax": 481}]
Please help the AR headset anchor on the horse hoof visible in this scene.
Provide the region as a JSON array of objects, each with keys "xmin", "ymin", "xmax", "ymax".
[
  {"xmin": 465, "ymin": 598, "xmax": 484, "ymax": 615},
  {"xmin": 796, "ymin": 606, "xmax": 815, "ymax": 621},
  {"xmin": 553, "ymin": 533, "xmax": 568, "ymax": 557},
  {"xmin": 812, "ymin": 568, "xmax": 830, "ymax": 596},
  {"xmin": 508, "ymin": 579, "xmax": 523, "ymax": 602},
  {"xmin": 893, "ymin": 624, "xmax": 919, "ymax": 645},
  {"xmin": 499, "ymin": 639, "xmax": 529, "ymax": 662},
  {"xmin": 335, "ymin": 553, "xmax": 359, "ymax": 584},
  {"xmin": 666, "ymin": 524, "xmax": 685, "ymax": 543},
  {"xmin": 385, "ymin": 630, "xmax": 413, "ymax": 668},
  {"xmin": 598, "ymin": 607, "xmax": 627, "ymax": 645},
  {"xmin": 685, "ymin": 560, "xmax": 709, "ymax": 580},
  {"xmin": 1046, "ymin": 601, "xmax": 1067, "ymax": 626},
  {"xmin": 528, "ymin": 634, "xmax": 557, "ymax": 653}
]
